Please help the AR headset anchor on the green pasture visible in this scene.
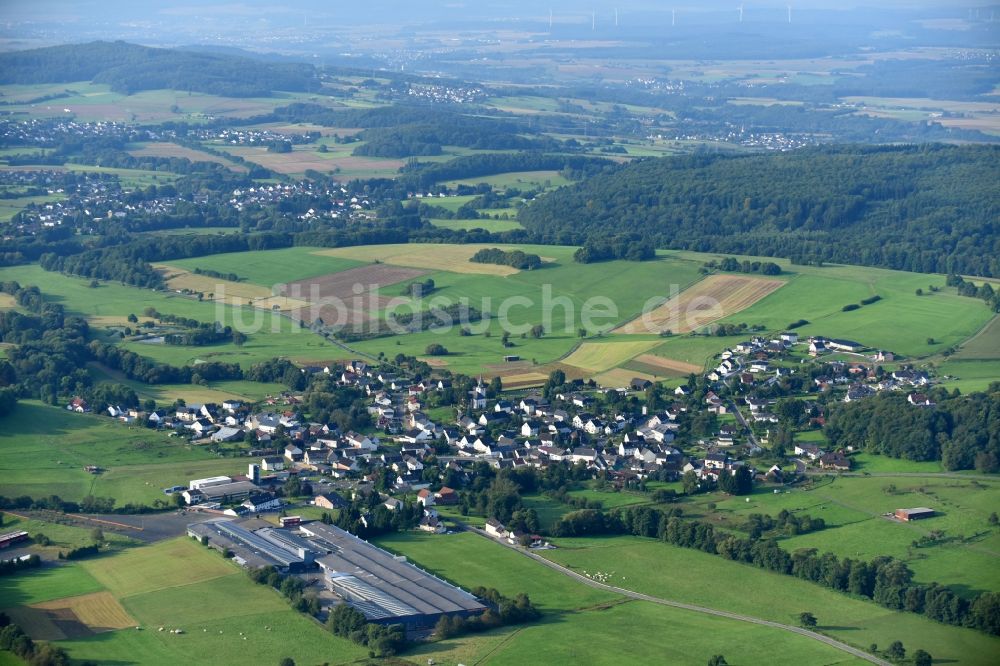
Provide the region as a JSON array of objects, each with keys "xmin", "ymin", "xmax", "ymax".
[
  {"xmin": 166, "ymin": 246, "xmax": 366, "ymax": 287},
  {"xmin": 0, "ymin": 401, "xmax": 234, "ymax": 503},
  {"xmin": 440, "ymin": 169, "xmax": 572, "ymax": 190},
  {"xmin": 428, "ymin": 217, "xmax": 524, "ymax": 232},
  {"xmin": 0, "ymin": 194, "xmax": 65, "ymax": 222},
  {"xmin": 0, "ymin": 563, "xmax": 103, "ymax": 607},
  {"xmin": 375, "ymin": 531, "xmax": 867, "ymax": 666},
  {"xmin": 542, "ymin": 535, "xmax": 1000, "ymax": 665},
  {"xmin": 935, "ymin": 358, "xmax": 1000, "ymax": 393}
]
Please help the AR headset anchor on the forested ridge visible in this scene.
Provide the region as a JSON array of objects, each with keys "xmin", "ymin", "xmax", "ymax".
[
  {"xmin": 519, "ymin": 144, "xmax": 1000, "ymax": 277},
  {"xmin": 0, "ymin": 41, "xmax": 321, "ymax": 97}
]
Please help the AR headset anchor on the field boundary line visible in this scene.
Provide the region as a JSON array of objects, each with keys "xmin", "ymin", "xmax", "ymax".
[{"xmin": 469, "ymin": 529, "xmax": 891, "ymax": 666}]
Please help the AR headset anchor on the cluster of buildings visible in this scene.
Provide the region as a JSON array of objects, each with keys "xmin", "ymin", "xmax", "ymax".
[
  {"xmin": 398, "ymin": 82, "xmax": 487, "ymax": 104},
  {"xmin": 2, "ymin": 169, "xmax": 182, "ymax": 233},
  {"xmin": 187, "ymin": 518, "xmax": 487, "ymax": 631},
  {"xmin": 228, "ymin": 183, "xmax": 373, "ymax": 222}
]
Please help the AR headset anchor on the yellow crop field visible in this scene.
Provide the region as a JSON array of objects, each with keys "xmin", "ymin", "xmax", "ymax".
[
  {"xmin": 561, "ymin": 340, "xmax": 661, "ymax": 374},
  {"xmin": 312, "ymin": 244, "xmax": 551, "ymax": 276},
  {"xmin": 616, "ymin": 274, "xmax": 784, "ymax": 334}
]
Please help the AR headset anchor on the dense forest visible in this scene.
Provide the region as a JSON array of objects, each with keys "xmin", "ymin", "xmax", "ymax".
[
  {"xmin": 519, "ymin": 144, "xmax": 1000, "ymax": 277},
  {"xmin": 824, "ymin": 389, "xmax": 1000, "ymax": 471},
  {"xmin": 0, "ymin": 41, "xmax": 320, "ymax": 96}
]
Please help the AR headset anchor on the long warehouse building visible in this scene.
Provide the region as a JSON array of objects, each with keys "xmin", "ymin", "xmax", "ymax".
[{"xmin": 300, "ymin": 522, "xmax": 487, "ymax": 630}]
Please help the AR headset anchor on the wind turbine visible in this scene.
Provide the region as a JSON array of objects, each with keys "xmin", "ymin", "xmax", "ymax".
[
  {"xmin": 787, "ymin": 5, "xmax": 792, "ymax": 24},
  {"xmin": 549, "ymin": 8, "xmax": 553, "ymax": 30},
  {"xmin": 615, "ymin": 8, "xmax": 619, "ymax": 27},
  {"xmin": 592, "ymin": 10, "xmax": 596, "ymax": 31},
  {"xmin": 739, "ymin": 4, "xmax": 744, "ymax": 23},
  {"xmin": 672, "ymin": 8, "xmax": 676, "ymax": 27}
]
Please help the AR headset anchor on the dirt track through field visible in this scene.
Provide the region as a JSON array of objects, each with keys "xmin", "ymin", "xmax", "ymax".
[
  {"xmin": 615, "ymin": 274, "xmax": 784, "ymax": 334},
  {"xmin": 472, "ymin": 530, "xmax": 892, "ymax": 666}
]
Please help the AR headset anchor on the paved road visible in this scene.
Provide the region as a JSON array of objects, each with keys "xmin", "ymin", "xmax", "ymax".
[
  {"xmin": 728, "ymin": 398, "xmax": 761, "ymax": 449},
  {"xmin": 472, "ymin": 530, "xmax": 890, "ymax": 666}
]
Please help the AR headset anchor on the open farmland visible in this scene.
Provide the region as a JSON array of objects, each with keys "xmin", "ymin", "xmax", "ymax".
[
  {"xmin": 441, "ymin": 169, "xmax": 572, "ymax": 190},
  {"xmin": 312, "ymin": 243, "xmax": 542, "ymax": 276},
  {"xmin": 8, "ymin": 592, "xmax": 137, "ymax": 640},
  {"xmin": 213, "ymin": 143, "xmax": 391, "ymax": 175},
  {"xmin": 126, "ymin": 142, "xmax": 246, "ymax": 171},
  {"xmin": 950, "ymin": 315, "xmax": 1000, "ymax": 360},
  {"xmin": 616, "ymin": 274, "xmax": 786, "ymax": 334},
  {"xmin": 542, "ymin": 535, "xmax": 1000, "ymax": 665},
  {"xmin": 373, "ymin": 531, "xmax": 867, "ymax": 666},
  {"xmin": 560, "ymin": 339, "xmax": 662, "ymax": 374},
  {"xmin": 0, "ymin": 539, "xmax": 370, "ymax": 665},
  {"xmin": 0, "ymin": 401, "xmax": 238, "ymax": 504},
  {"xmin": 0, "ymin": 81, "xmax": 329, "ymax": 123},
  {"xmin": 280, "ymin": 263, "xmax": 429, "ymax": 326}
]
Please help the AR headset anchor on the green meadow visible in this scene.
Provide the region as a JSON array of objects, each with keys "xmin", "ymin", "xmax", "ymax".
[
  {"xmin": 374, "ymin": 531, "xmax": 867, "ymax": 666},
  {"xmin": 1, "ymin": 538, "xmax": 369, "ymax": 666},
  {"xmin": 541, "ymin": 535, "xmax": 1000, "ymax": 665},
  {"xmin": 683, "ymin": 475, "xmax": 1000, "ymax": 595},
  {"xmin": 0, "ymin": 401, "xmax": 240, "ymax": 504}
]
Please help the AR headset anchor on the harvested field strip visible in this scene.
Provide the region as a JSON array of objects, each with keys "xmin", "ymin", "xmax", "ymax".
[
  {"xmin": 155, "ymin": 264, "xmax": 274, "ymax": 304},
  {"xmin": 0, "ymin": 294, "xmax": 16, "ymax": 309},
  {"xmin": 313, "ymin": 244, "xmax": 547, "ymax": 276},
  {"xmin": 500, "ymin": 372, "xmax": 549, "ymax": 388},
  {"xmin": 632, "ymin": 353, "xmax": 703, "ymax": 375},
  {"xmin": 34, "ymin": 591, "xmax": 135, "ymax": 632},
  {"xmin": 5, "ymin": 591, "xmax": 136, "ymax": 641},
  {"xmin": 594, "ymin": 368, "xmax": 657, "ymax": 388},
  {"xmin": 621, "ymin": 359, "xmax": 686, "ymax": 378},
  {"xmin": 616, "ymin": 274, "xmax": 785, "ymax": 334},
  {"xmin": 561, "ymin": 340, "xmax": 661, "ymax": 374}
]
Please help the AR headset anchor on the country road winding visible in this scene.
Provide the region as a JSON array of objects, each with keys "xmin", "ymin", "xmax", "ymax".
[{"xmin": 471, "ymin": 530, "xmax": 891, "ymax": 666}]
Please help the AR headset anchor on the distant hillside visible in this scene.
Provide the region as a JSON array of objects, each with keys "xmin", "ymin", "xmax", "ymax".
[
  {"xmin": 518, "ymin": 144, "xmax": 1000, "ymax": 277},
  {"xmin": 0, "ymin": 41, "xmax": 321, "ymax": 97}
]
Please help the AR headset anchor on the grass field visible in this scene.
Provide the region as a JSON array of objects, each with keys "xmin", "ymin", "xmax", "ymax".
[
  {"xmin": 935, "ymin": 358, "xmax": 1000, "ymax": 393},
  {"xmin": 0, "ymin": 194, "xmax": 65, "ymax": 222},
  {"xmin": 0, "ymin": 81, "xmax": 328, "ymax": 124},
  {"xmin": 950, "ymin": 315, "xmax": 1000, "ymax": 360},
  {"xmin": 374, "ymin": 531, "xmax": 867, "ymax": 666},
  {"xmin": 690, "ymin": 258, "xmax": 994, "ymax": 359},
  {"xmin": 542, "ymin": 535, "xmax": 1000, "ymax": 665},
  {"xmin": 682, "ymin": 474, "xmax": 1000, "ymax": 595},
  {"xmin": 4, "ymin": 538, "xmax": 370, "ymax": 665},
  {"xmin": 440, "ymin": 169, "xmax": 572, "ymax": 190},
  {"xmin": 428, "ymin": 217, "xmax": 524, "ymax": 232},
  {"xmin": 0, "ymin": 401, "xmax": 240, "ymax": 504},
  {"xmin": 560, "ymin": 339, "xmax": 661, "ymax": 373},
  {"xmin": 0, "ymin": 564, "xmax": 104, "ymax": 608}
]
